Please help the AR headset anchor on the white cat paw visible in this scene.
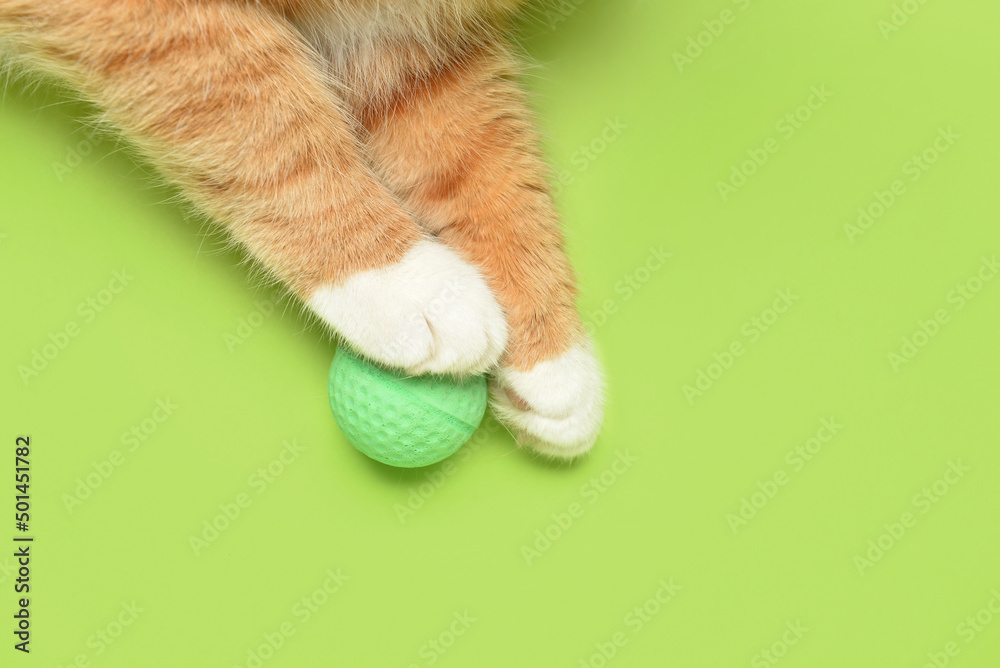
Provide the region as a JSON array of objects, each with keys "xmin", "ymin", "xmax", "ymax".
[
  {"xmin": 308, "ymin": 240, "xmax": 507, "ymax": 375},
  {"xmin": 490, "ymin": 341, "xmax": 605, "ymax": 459}
]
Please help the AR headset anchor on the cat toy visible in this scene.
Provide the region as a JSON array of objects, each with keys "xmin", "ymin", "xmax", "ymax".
[{"xmin": 328, "ymin": 346, "xmax": 487, "ymax": 468}]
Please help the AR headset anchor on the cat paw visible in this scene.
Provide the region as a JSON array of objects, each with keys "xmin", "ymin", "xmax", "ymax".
[
  {"xmin": 490, "ymin": 341, "xmax": 605, "ymax": 459},
  {"xmin": 308, "ymin": 240, "xmax": 508, "ymax": 375}
]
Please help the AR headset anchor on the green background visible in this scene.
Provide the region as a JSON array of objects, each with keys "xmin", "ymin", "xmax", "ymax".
[{"xmin": 2, "ymin": 0, "xmax": 999, "ymax": 665}]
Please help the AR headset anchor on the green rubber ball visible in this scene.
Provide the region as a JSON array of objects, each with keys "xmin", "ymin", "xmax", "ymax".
[{"xmin": 328, "ymin": 346, "xmax": 488, "ymax": 468}]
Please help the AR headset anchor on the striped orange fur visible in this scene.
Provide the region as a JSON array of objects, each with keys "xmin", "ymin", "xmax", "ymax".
[{"xmin": 0, "ymin": 0, "xmax": 605, "ymax": 457}]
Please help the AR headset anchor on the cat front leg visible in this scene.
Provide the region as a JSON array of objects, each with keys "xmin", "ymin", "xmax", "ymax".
[
  {"xmin": 0, "ymin": 0, "xmax": 506, "ymax": 375},
  {"xmin": 361, "ymin": 43, "xmax": 605, "ymax": 458}
]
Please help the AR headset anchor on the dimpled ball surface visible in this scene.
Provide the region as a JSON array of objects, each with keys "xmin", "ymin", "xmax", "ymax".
[{"xmin": 328, "ymin": 346, "xmax": 488, "ymax": 468}]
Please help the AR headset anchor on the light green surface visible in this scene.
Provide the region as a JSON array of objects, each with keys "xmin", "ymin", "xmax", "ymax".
[
  {"xmin": 328, "ymin": 346, "xmax": 487, "ymax": 469},
  {"xmin": 2, "ymin": 1, "xmax": 999, "ymax": 665}
]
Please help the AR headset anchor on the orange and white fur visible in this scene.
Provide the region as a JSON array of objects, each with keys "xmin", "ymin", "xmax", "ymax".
[{"xmin": 0, "ymin": 0, "xmax": 604, "ymax": 458}]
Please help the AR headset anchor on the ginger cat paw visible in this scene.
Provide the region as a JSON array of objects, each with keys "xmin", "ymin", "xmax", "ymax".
[
  {"xmin": 490, "ymin": 340, "xmax": 605, "ymax": 459},
  {"xmin": 308, "ymin": 240, "xmax": 508, "ymax": 376}
]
